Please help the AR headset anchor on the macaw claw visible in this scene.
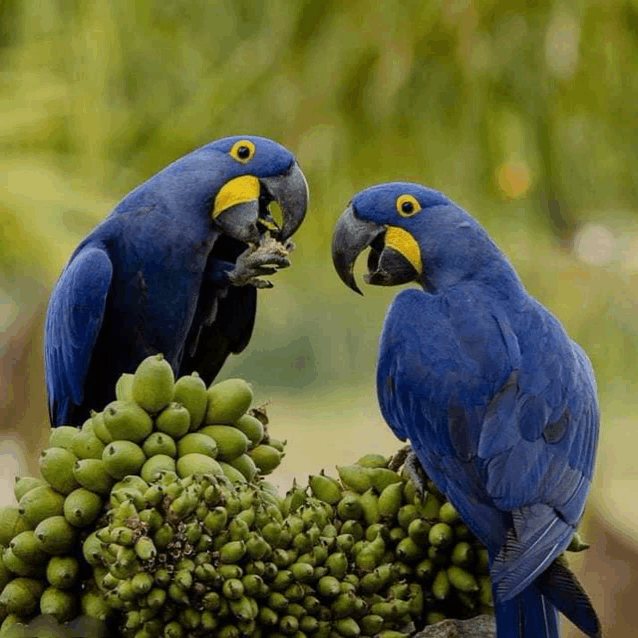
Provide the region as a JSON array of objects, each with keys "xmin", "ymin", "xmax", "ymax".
[{"xmin": 228, "ymin": 235, "xmax": 292, "ymax": 288}]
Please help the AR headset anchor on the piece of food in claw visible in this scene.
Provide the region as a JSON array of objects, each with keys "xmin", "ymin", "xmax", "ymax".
[
  {"xmin": 131, "ymin": 353, "xmax": 175, "ymax": 413},
  {"xmin": 205, "ymin": 378, "xmax": 253, "ymax": 425}
]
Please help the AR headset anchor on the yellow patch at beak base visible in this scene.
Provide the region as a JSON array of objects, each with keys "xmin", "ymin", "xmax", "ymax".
[
  {"xmin": 212, "ymin": 175, "xmax": 260, "ymax": 218},
  {"xmin": 385, "ymin": 226, "xmax": 422, "ymax": 274}
]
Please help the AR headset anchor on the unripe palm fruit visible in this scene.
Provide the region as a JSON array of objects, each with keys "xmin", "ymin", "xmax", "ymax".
[
  {"xmin": 141, "ymin": 454, "xmax": 177, "ymax": 483},
  {"xmin": 336, "ymin": 465, "xmax": 374, "ymax": 494},
  {"xmin": 205, "ymin": 378, "xmax": 253, "ymax": 425},
  {"xmin": 176, "ymin": 432, "xmax": 218, "ymax": 458},
  {"xmin": 63, "ymin": 488, "xmax": 103, "ymax": 527},
  {"xmin": 115, "ymin": 373, "xmax": 135, "ymax": 402},
  {"xmin": 73, "ymin": 459, "xmax": 115, "ymax": 495},
  {"xmin": 234, "ymin": 414, "xmax": 264, "ymax": 446},
  {"xmin": 0, "ymin": 577, "xmax": 46, "ymax": 615},
  {"xmin": 18, "ymin": 487, "xmax": 65, "ymax": 528},
  {"xmin": 377, "ymin": 481, "xmax": 403, "ymax": 519},
  {"xmin": 34, "ymin": 516, "xmax": 76, "ymax": 555},
  {"xmin": 46, "ymin": 556, "xmax": 79, "ymax": 589},
  {"xmin": 229, "ymin": 454, "xmax": 258, "ymax": 482},
  {"xmin": 142, "ymin": 432, "xmax": 177, "ymax": 458},
  {"xmin": 176, "ymin": 453, "xmax": 223, "ymax": 478},
  {"xmin": 356, "ymin": 453, "xmax": 390, "ymax": 469},
  {"xmin": 38, "ymin": 447, "xmax": 80, "ymax": 495},
  {"xmin": 13, "ymin": 477, "xmax": 46, "ymax": 504},
  {"xmin": 102, "ymin": 441, "xmax": 146, "ymax": 479},
  {"xmin": 370, "ymin": 468, "xmax": 402, "ymax": 492},
  {"xmin": 199, "ymin": 425, "xmax": 248, "ymax": 462},
  {"xmin": 0, "ymin": 506, "xmax": 32, "ymax": 545},
  {"xmin": 155, "ymin": 402, "xmax": 190, "ymax": 438},
  {"xmin": 249, "ymin": 444, "xmax": 282, "ymax": 474},
  {"xmin": 309, "ymin": 472, "xmax": 342, "ymax": 505},
  {"xmin": 131, "ymin": 353, "xmax": 175, "ymax": 413},
  {"xmin": 219, "ymin": 461, "xmax": 248, "ymax": 484},
  {"xmin": 40, "ymin": 585, "xmax": 76, "ymax": 621},
  {"xmin": 103, "ymin": 401, "xmax": 153, "ymax": 443},
  {"xmin": 173, "ymin": 372, "xmax": 208, "ymax": 431},
  {"xmin": 9, "ymin": 531, "xmax": 48, "ymax": 565},
  {"xmin": 71, "ymin": 431, "xmax": 106, "ymax": 460},
  {"xmin": 90, "ymin": 411, "xmax": 113, "ymax": 444},
  {"xmin": 48, "ymin": 426, "xmax": 79, "ymax": 450}
]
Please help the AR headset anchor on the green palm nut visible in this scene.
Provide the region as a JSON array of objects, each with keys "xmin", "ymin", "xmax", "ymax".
[
  {"xmin": 142, "ymin": 432, "xmax": 177, "ymax": 458},
  {"xmin": 45, "ymin": 556, "xmax": 79, "ymax": 590},
  {"xmin": 432, "ymin": 568, "xmax": 450, "ymax": 600},
  {"xmin": 199, "ymin": 425, "xmax": 248, "ymax": 462},
  {"xmin": 325, "ymin": 551, "xmax": 348, "ymax": 579},
  {"xmin": 219, "ymin": 540, "xmax": 246, "ymax": 563},
  {"xmin": 103, "ymin": 401, "xmax": 153, "ymax": 442},
  {"xmin": 3, "ymin": 546, "xmax": 45, "ymax": 577},
  {"xmin": 455, "ymin": 523, "xmax": 472, "ymax": 540},
  {"xmin": 73, "ymin": 458, "xmax": 115, "ymax": 495},
  {"xmin": 309, "ymin": 472, "xmax": 342, "ymax": 505},
  {"xmin": 356, "ymin": 453, "xmax": 390, "ymax": 469},
  {"xmin": 359, "ymin": 613, "xmax": 385, "ymax": 636},
  {"xmin": 300, "ymin": 615, "xmax": 319, "ymax": 633},
  {"xmin": 370, "ymin": 467, "xmax": 402, "ymax": 492},
  {"xmin": 0, "ymin": 577, "xmax": 45, "ymax": 615},
  {"xmin": 9, "ymin": 530, "xmax": 47, "ymax": 565},
  {"xmin": 396, "ymin": 504, "xmax": 420, "ymax": 531},
  {"xmin": 71, "ymin": 430, "xmax": 105, "ymax": 460},
  {"xmin": 164, "ymin": 621, "xmax": 185, "ymax": 638},
  {"xmin": 316, "ymin": 575, "xmax": 341, "ymax": 599},
  {"xmin": 476, "ymin": 547, "xmax": 489, "ymax": 574},
  {"xmin": 220, "ymin": 461, "xmax": 248, "ymax": 484},
  {"xmin": 358, "ymin": 571, "xmax": 383, "ymax": 595},
  {"xmin": 203, "ymin": 506, "xmax": 228, "ymax": 535},
  {"xmin": 155, "ymin": 402, "xmax": 191, "ymax": 438},
  {"xmin": 168, "ymin": 582, "xmax": 189, "ymax": 604},
  {"xmin": 389, "ymin": 526, "xmax": 407, "ymax": 543},
  {"xmin": 40, "ymin": 585, "xmax": 76, "ymax": 621},
  {"xmin": 134, "ymin": 537, "xmax": 157, "ymax": 561},
  {"xmin": 447, "ymin": 565, "xmax": 479, "ymax": 592},
  {"xmin": 259, "ymin": 605, "xmax": 279, "ymax": 626},
  {"xmin": 146, "ymin": 587, "xmax": 167, "ymax": 609},
  {"xmin": 248, "ymin": 444, "xmax": 282, "ymax": 474},
  {"xmin": 230, "ymin": 595, "xmax": 256, "ymax": 621},
  {"xmin": 174, "ymin": 568, "xmax": 194, "ymax": 591},
  {"xmin": 130, "ymin": 572, "xmax": 153, "ymax": 596},
  {"xmin": 153, "ymin": 523, "xmax": 173, "ymax": 549},
  {"xmin": 222, "ymin": 577, "xmax": 244, "ymax": 600},
  {"xmin": 419, "ymin": 493, "xmax": 442, "ymax": 520},
  {"xmin": 38, "ymin": 447, "xmax": 80, "ymax": 495},
  {"xmin": 439, "ymin": 501, "xmax": 459, "ymax": 524},
  {"xmin": 450, "ymin": 541, "xmax": 474, "ymax": 567},
  {"xmin": 13, "ymin": 477, "xmax": 47, "ymax": 504},
  {"xmin": 414, "ymin": 558, "xmax": 435, "ymax": 582},
  {"xmin": 377, "ymin": 481, "xmax": 403, "ymax": 519},
  {"xmin": 278, "ymin": 614, "xmax": 299, "ymax": 635},
  {"xmin": 175, "ymin": 432, "xmax": 216, "ymax": 458},
  {"xmin": 90, "ymin": 411, "xmax": 114, "ymax": 444},
  {"xmin": 176, "ymin": 453, "xmax": 223, "ymax": 478},
  {"xmin": 428, "ymin": 522, "xmax": 454, "ymax": 548},
  {"xmin": 230, "ymin": 454, "xmax": 258, "ymax": 482},
  {"xmin": 340, "ymin": 520, "xmax": 364, "ymax": 541},
  {"xmin": 48, "ymin": 425, "xmax": 79, "ymax": 450},
  {"xmin": 140, "ymin": 454, "xmax": 176, "ymax": 483},
  {"xmin": 234, "ymin": 414, "xmax": 264, "ymax": 445},
  {"xmin": 114, "ymin": 372, "xmax": 134, "ymax": 402},
  {"xmin": 63, "ymin": 487, "xmax": 102, "ymax": 527},
  {"xmin": 205, "ymin": 378, "xmax": 253, "ymax": 425},
  {"xmin": 34, "ymin": 515, "xmax": 76, "ymax": 554},
  {"xmin": 246, "ymin": 534, "xmax": 270, "ymax": 561},
  {"xmin": 290, "ymin": 561, "xmax": 314, "ymax": 583},
  {"xmin": 407, "ymin": 517, "xmax": 431, "ymax": 545},
  {"xmin": 478, "ymin": 575, "xmax": 493, "ymax": 606},
  {"xmin": 172, "ymin": 372, "xmax": 208, "ymax": 431},
  {"xmin": 395, "ymin": 536, "xmax": 425, "ymax": 563},
  {"xmin": 336, "ymin": 464, "xmax": 374, "ymax": 494},
  {"xmin": 110, "ymin": 526, "xmax": 136, "ymax": 546},
  {"xmin": 81, "ymin": 532, "xmax": 102, "ymax": 567},
  {"xmin": 359, "ymin": 488, "xmax": 380, "ymax": 526},
  {"xmin": 102, "ymin": 440, "xmax": 146, "ymax": 479},
  {"xmin": 131, "ymin": 353, "xmax": 175, "ymax": 413},
  {"xmin": 0, "ymin": 555, "xmax": 12, "ymax": 591},
  {"xmin": 335, "ymin": 617, "xmax": 361, "ymax": 638}
]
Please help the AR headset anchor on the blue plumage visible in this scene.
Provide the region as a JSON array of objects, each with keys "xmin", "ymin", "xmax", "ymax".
[
  {"xmin": 46, "ymin": 135, "xmax": 308, "ymax": 426},
  {"xmin": 332, "ymin": 182, "xmax": 600, "ymax": 637}
]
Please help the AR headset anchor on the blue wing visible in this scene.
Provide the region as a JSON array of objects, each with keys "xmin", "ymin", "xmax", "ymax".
[
  {"xmin": 45, "ymin": 245, "xmax": 113, "ymax": 425},
  {"xmin": 377, "ymin": 286, "xmax": 598, "ymax": 601}
]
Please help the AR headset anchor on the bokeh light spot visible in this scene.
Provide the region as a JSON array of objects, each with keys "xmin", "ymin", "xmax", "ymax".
[
  {"xmin": 496, "ymin": 160, "xmax": 531, "ymax": 198},
  {"xmin": 574, "ymin": 223, "xmax": 616, "ymax": 266}
]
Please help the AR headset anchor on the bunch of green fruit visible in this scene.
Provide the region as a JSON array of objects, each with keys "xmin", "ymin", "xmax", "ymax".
[{"xmin": 0, "ymin": 355, "xmax": 589, "ymax": 638}]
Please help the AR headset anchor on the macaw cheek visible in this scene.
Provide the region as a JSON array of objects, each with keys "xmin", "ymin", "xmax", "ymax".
[
  {"xmin": 364, "ymin": 245, "xmax": 419, "ymax": 286},
  {"xmin": 212, "ymin": 176, "xmax": 261, "ymax": 243}
]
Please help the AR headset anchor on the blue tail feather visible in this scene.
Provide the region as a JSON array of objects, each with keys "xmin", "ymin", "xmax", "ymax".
[{"xmin": 495, "ymin": 585, "xmax": 559, "ymax": 638}]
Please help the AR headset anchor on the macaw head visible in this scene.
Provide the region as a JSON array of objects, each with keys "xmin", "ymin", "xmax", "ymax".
[
  {"xmin": 207, "ymin": 135, "xmax": 309, "ymax": 244},
  {"xmin": 332, "ymin": 182, "xmax": 498, "ymax": 294}
]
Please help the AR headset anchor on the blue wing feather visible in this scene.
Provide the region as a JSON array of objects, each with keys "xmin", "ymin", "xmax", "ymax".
[
  {"xmin": 45, "ymin": 245, "xmax": 113, "ymax": 425},
  {"xmin": 377, "ymin": 285, "xmax": 599, "ymax": 602}
]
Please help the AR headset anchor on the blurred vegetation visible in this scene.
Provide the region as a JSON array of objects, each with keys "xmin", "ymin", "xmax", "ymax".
[{"xmin": 2, "ymin": 1, "xmax": 638, "ymax": 634}]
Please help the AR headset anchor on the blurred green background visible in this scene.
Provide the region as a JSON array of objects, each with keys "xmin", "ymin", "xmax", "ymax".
[{"xmin": 2, "ymin": 0, "xmax": 638, "ymax": 634}]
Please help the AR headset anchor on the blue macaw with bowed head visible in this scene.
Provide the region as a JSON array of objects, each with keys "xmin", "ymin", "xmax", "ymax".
[
  {"xmin": 46, "ymin": 135, "xmax": 308, "ymax": 426},
  {"xmin": 331, "ymin": 182, "xmax": 600, "ymax": 638}
]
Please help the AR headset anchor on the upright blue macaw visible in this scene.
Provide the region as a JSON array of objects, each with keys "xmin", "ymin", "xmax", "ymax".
[
  {"xmin": 332, "ymin": 183, "xmax": 600, "ymax": 638},
  {"xmin": 46, "ymin": 135, "xmax": 308, "ymax": 426}
]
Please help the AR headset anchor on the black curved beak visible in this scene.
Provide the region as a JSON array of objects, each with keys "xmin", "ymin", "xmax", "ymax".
[
  {"xmin": 260, "ymin": 161, "xmax": 309, "ymax": 241},
  {"xmin": 331, "ymin": 205, "xmax": 384, "ymax": 295}
]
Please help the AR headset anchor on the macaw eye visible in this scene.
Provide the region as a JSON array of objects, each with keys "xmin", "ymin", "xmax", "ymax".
[
  {"xmin": 230, "ymin": 140, "xmax": 256, "ymax": 163},
  {"xmin": 396, "ymin": 194, "xmax": 421, "ymax": 217}
]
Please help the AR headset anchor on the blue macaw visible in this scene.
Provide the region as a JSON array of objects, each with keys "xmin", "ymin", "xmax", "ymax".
[
  {"xmin": 46, "ymin": 135, "xmax": 308, "ymax": 426},
  {"xmin": 332, "ymin": 182, "xmax": 600, "ymax": 638}
]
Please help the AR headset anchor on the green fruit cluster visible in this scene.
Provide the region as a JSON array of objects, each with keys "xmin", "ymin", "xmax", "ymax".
[{"xmin": 0, "ymin": 356, "xmax": 590, "ymax": 638}]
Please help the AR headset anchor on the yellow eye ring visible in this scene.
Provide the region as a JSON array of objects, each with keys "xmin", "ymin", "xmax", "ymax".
[
  {"xmin": 230, "ymin": 140, "xmax": 256, "ymax": 164},
  {"xmin": 396, "ymin": 194, "xmax": 421, "ymax": 217}
]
